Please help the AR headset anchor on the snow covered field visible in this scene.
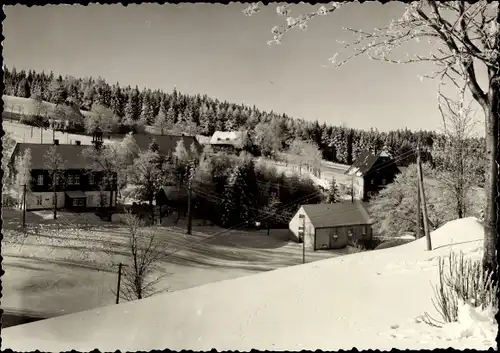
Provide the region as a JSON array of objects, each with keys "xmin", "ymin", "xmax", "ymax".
[
  {"xmin": 3, "ymin": 120, "xmax": 114, "ymax": 146},
  {"xmin": 2, "ymin": 217, "xmax": 496, "ymax": 351},
  {"xmin": 1, "ymin": 208, "xmax": 344, "ymax": 319}
]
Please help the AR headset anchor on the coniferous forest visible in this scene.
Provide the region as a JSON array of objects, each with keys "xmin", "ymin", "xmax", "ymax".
[{"xmin": 2, "ymin": 67, "xmax": 486, "ymax": 182}]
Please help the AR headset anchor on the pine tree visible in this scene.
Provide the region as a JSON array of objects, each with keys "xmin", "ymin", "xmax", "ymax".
[
  {"xmin": 16, "ymin": 78, "xmax": 31, "ymax": 98},
  {"xmin": 326, "ymin": 177, "xmax": 340, "ymax": 203},
  {"xmin": 82, "ymin": 84, "xmax": 95, "ymax": 111},
  {"xmin": 49, "ymin": 79, "xmax": 67, "ymax": 105},
  {"xmin": 124, "ymin": 89, "xmax": 141, "ymax": 124},
  {"xmin": 198, "ymin": 104, "xmax": 214, "ymax": 136},
  {"xmin": 141, "ymin": 93, "xmax": 155, "ymax": 125},
  {"xmin": 110, "ymin": 85, "xmax": 125, "ymax": 117}
]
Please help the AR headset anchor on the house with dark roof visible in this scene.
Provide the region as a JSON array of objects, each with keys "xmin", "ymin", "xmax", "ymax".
[
  {"xmin": 8, "ymin": 138, "xmax": 117, "ymax": 211},
  {"xmin": 344, "ymin": 149, "xmax": 401, "ymax": 201},
  {"xmin": 289, "ymin": 202, "xmax": 373, "ymax": 250}
]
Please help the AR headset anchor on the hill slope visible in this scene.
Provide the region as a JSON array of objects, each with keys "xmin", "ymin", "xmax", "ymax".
[
  {"xmin": 1, "ymin": 217, "xmax": 495, "ymax": 351},
  {"xmin": 2, "ymin": 95, "xmax": 96, "ymax": 119}
]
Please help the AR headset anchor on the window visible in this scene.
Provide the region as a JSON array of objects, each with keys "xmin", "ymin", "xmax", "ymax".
[
  {"xmin": 381, "ymin": 178, "xmax": 386, "ymax": 185},
  {"xmin": 73, "ymin": 199, "xmax": 84, "ymax": 207},
  {"xmin": 37, "ymin": 174, "xmax": 44, "ymax": 186},
  {"xmin": 348, "ymin": 229, "xmax": 353, "ymax": 237},
  {"xmin": 74, "ymin": 174, "xmax": 80, "ymax": 185},
  {"xmin": 101, "ymin": 194, "xmax": 108, "ymax": 207},
  {"xmin": 36, "ymin": 195, "xmax": 42, "ymax": 205},
  {"xmin": 67, "ymin": 175, "xmax": 74, "ymax": 185},
  {"xmin": 89, "ymin": 173, "xmax": 95, "ymax": 185}
]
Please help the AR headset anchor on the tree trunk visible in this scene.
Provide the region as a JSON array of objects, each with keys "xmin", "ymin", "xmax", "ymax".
[
  {"xmin": 482, "ymin": 93, "xmax": 498, "ymax": 283},
  {"xmin": 149, "ymin": 197, "xmax": 154, "ymax": 225},
  {"xmin": 53, "ymin": 178, "xmax": 57, "ymax": 220}
]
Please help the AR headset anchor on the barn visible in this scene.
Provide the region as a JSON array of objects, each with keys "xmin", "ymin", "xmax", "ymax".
[{"xmin": 288, "ymin": 202, "xmax": 374, "ymax": 250}]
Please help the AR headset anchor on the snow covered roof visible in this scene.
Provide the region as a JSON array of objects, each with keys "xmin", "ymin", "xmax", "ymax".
[
  {"xmin": 345, "ymin": 149, "xmax": 396, "ymax": 177},
  {"xmin": 196, "ymin": 135, "xmax": 211, "ymax": 145},
  {"xmin": 2, "ymin": 218, "xmax": 492, "ymax": 351},
  {"xmin": 300, "ymin": 202, "xmax": 373, "ymax": 228},
  {"xmin": 209, "ymin": 131, "xmax": 245, "ymax": 146},
  {"xmin": 9, "ymin": 143, "xmax": 96, "ymax": 170}
]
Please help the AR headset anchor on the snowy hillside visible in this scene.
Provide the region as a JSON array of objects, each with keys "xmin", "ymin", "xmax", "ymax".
[
  {"xmin": 3, "ymin": 121, "xmax": 114, "ymax": 146},
  {"xmin": 2, "ymin": 217, "xmax": 496, "ymax": 351}
]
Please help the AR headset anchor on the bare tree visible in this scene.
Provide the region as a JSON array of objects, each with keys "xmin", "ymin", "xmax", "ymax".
[
  {"xmin": 435, "ymin": 89, "xmax": 481, "ymax": 219},
  {"xmin": 14, "ymin": 148, "xmax": 32, "ymax": 207},
  {"xmin": 117, "ymin": 212, "xmax": 169, "ymax": 301},
  {"xmin": 128, "ymin": 149, "xmax": 168, "ymax": 223},
  {"xmin": 44, "ymin": 146, "xmax": 67, "ymax": 220},
  {"xmin": 82, "ymin": 144, "xmax": 120, "ymax": 210},
  {"xmin": 85, "ymin": 103, "xmax": 120, "ymax": 135},
  {"xmin": 370, "ymin": 163, "xmax": 454, "ymax": 238},
  {"xmin": 153, "ymin": 110, "xmax": 172, "ymax": 136},
  {"xmin": 244, "ymin": 0, "xmax": 499, "ymax": 278},
  {"xmin": 288, "ymin": 139, "xmax": 322, "ymax": 177}
]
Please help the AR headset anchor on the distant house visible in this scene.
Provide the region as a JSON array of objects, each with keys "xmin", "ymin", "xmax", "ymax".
[
  {"xmin": 344, "ymin": 149, "xmax": 401, "ymax": 201},
  {"xmin": 129, "ymin": 134, "xmax": 203, "ymax": 160},
  {"xmin": 288, "ymin": 202, "xmax": 373, "ymax": 251},
  {"xmin": 9, "ymin": 139, "xmax": 117, "ymax": 211},
  {"xmin": 209, "ymin": 131, "xmax": 247, "ymax": 153},
  {"xmin": 195, "ymin": 135, "xmax": 211, "ymax": 146}
]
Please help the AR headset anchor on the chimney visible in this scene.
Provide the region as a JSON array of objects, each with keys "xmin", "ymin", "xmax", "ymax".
[
  {"xmin": 75, "ymin": 140, "xmax": 81, "ymax": 146},
  {"xmin": 53, "ymin": 139, "xmax": 59, "ymax": 146}
]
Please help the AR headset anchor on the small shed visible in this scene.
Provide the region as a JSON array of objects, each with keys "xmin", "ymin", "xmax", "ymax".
[{"xmin": 289, "ymin": 202, "xmax": 373, "ymax": 251}]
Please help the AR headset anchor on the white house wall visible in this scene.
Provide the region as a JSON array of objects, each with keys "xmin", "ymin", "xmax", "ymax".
[
  {"xmin": 23, "ymin": 192, "xmax": 65, "ymax": 211},
  {"xmin": 353, "ymin": 176, "xmax": 364, "ymax": 200},
  {"xmin": 288, "ymin": 206, "xmax": 315, "ymax": 250},
  {"xmin": 22, "ymin": 191, "xmax": 114, "ymax": 210}
]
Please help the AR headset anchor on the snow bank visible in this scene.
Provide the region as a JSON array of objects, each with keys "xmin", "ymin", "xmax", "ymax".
[
  {"xmin": 425, "ymin": 217, "xmax": 484, "ymax": 250},
  {"xmin": 2, "ymin": 217, "xmax": 491, "ymax": 351}
]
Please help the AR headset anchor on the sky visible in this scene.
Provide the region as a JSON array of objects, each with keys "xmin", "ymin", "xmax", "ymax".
[{"xmin": 3, "ymin": 3, "xmax": 488, "ymax": 134}]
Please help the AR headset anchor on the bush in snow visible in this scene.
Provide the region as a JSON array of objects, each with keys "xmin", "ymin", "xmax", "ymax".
[
  {"xmin": 425, "ymin": 251, "xmax": 498, "ymax": 326},
  {"xmin": 370, "ymin": 163, "xmax": 457, "ymax": 238}
]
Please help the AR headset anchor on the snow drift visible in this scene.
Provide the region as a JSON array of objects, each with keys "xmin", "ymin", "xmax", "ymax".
[{"xmin": 2, "ymin": 217, "xmax": 496, "ymax": 351}]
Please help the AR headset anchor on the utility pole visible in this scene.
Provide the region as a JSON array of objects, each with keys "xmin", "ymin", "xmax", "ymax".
[
  {"xmin": 417, "ymin": 146, "xmax": 432, "ymax": 250},
  {"xmin": 299, "ymin": 214, "xmax": 306, "ymax": 264},
  {"xmin": 22, "ymin": 184, "xmax": 27, "ymax": 228},
  {"xmin": 186, "ymin": 164, "xmax": 193, "ymax": 235},
  {"xmin": 416, "ymin": 176, "xmax": 421, "ymax": 239},
  {"xmin": 116, "ymin": 263, "xmax": 123, "ymax": 304}
]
